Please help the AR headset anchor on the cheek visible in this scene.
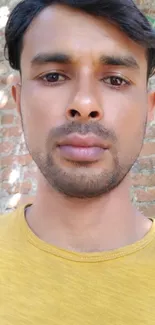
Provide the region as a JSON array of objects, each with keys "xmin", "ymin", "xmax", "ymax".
[
  {"xmin": 103, "ymin": 88, "xmax": 147, "ymax": 149},
  {"xmin": 20, "ymin": 82, "xmax": 70, "ymax": 144}
]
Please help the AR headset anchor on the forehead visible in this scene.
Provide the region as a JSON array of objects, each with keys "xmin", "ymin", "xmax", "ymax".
[{"xmin": 21, "ymin": 4, "xmax": 146, "ymax": 67}]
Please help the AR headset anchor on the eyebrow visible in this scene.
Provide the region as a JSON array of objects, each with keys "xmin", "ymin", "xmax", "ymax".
[
  {"xmin": 31, "ymin": 53, "xmax": 73, "ymax": 66},
  {"xmin": 31, "ymin": 52, "xmax": 140, "ymax": 70},
  {"xmin": 100, "ymin": 55, "xmax": 140, "ymax": 70}
]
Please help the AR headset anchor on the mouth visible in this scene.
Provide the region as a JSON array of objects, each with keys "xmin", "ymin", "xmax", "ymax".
[{"xmin": 57, "ymin": 134, "xmax": 109, "ymax": 163}]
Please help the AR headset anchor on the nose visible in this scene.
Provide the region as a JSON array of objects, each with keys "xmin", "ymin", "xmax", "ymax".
[{"xmin": 65, "ymin": 81, "xmax": 103, "ymax": 122}]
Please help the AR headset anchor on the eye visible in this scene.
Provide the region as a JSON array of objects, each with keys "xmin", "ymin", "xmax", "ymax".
[
  {"xmin": 40, "ymin": 72, "xmax": 68, "ymax": 85},
  {"xmin": 103, "ymin": 76, "xmax": 130, "ymax": 88}
]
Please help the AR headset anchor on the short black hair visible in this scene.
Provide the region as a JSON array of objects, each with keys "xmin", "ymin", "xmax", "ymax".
[{"xmin": 4, "ymin": 0, "xmax": 155, "ymax": 78}]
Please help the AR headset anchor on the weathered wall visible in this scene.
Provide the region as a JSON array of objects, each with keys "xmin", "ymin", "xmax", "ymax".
[
  {"xmin": 0, "ymin": 0, "xmax": 38, "ymax": 212},
  {"xmin": 1, "ymin": 0, "xmax": 155, "ymax": 215}
]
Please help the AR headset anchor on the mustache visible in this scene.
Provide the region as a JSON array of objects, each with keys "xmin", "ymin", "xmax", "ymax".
[{"xmin": 48, "ymin": 121, "xmax": 117, "ymax": 143}]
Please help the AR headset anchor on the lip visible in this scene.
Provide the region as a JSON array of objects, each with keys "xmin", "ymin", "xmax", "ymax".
[
  {"xmin": 57, "ymin": 134, "xmax": 109, "ymax": 149},
  {"xmin": 57, "ymin": 134, "xmax": 109, "ymax": 162}
]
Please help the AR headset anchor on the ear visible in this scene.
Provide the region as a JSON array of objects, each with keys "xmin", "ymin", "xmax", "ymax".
[
  {"xmin": 147, "ymin": 91, "xmax": 155, "ymax": 123},
  {"xmin": 12, "ymin": 82, "xmax": 21, "ymax": 117}
]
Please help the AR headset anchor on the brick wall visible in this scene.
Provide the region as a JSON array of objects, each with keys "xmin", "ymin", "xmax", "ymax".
[{"xmin": 1, "ymin": 0, "xmax": 155, "ymax": 215}]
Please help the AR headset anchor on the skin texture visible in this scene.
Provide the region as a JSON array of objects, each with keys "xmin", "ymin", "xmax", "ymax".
[{"xmin": 13, "ymin": 4, "xmax": 155, "ymax": 252}]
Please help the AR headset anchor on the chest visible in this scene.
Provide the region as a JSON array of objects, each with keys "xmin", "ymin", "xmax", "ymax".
[{"xmin": 0, "ymin": 258, "xmax": 155, "ymax": 325}]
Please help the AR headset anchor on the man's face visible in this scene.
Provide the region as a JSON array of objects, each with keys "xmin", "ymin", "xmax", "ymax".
[{"xmin": 16, "ymin": 4, "xmax": 153, "ymax": 198}]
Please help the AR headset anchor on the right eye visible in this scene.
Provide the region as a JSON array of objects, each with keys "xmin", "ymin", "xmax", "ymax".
[{"xmin": 40, "ymin": 72, "xmax": 68, "ymax": 85}]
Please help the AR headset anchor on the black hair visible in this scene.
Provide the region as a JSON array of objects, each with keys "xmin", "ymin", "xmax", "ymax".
[{"xmin": 4, "ymin": 0, "xmax": 155, "ymax": 78}]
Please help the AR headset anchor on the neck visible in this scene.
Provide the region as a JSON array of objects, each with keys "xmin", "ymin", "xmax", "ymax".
[{"xmin": 26, "ymin": 172, "xmax": 151, "ymax": 253}]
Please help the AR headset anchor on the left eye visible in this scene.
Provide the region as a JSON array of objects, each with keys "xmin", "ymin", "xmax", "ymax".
[
  {"xmin": 103, "ymin": 76, "xmax": 129, "ymax": 87},
  {"xmin": 41, "ymin": 73, "xmax": 66, "ymax": 83}
]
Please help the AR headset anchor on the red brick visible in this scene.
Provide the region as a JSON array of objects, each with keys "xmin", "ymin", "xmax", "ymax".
[
  {"xmin": 17, "ymin": 154, "xmax": 32, "ymax": 165},
  {"xmin": 21, "ymin": 181, "xmax": 32, "ymax": 195},
  {"xmin": 1, "ymin": 126, "xmax": 22, "ymax": 137},
  {"xmin": 1, "ymin": 154, "xmax": 32, "ymax": 167},
  {"xmin": 0, "ymin": 142, "xmax": 14, "ymax": 155},
  {"xmin": 138, "ymin": 204, "xmax": 155, "ymax": 218},
  {"xmin": 135, "ymin": 188, "xmax": 155, "ymax": 202},
  {"xmin": 1, "ymin": 156, "xmax": 15, "ymax": 167},
  {"xmin": 131, "ymin": 173, "xmax": 155, "ymax": 187},
  {"xmin": 140, "ymin": 142, "xmax": 155, "ymax": 157},
  {"xmin": 1, "ymin": 114, "xmax": 14, "ymax": 125},
  {"xmin": 24, "ymin": 169, "xmax": 37, "ymax": 179}
]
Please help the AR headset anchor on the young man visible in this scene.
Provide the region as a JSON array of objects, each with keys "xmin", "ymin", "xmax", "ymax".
[{"xmin": 1, "ymin": 0, "xmax": 155, "ymax": 323}]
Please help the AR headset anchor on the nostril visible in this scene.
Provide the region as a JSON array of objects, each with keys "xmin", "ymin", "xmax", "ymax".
[
  {"xmin": 89, "ymin": 111, "xmax": 99, "ymax": 118},
  {"xmin": 67, "ymin": 109, "xmax": 100, "ymax": 119},
  {"xmin": 69, "ymin": 109, "xmax": 80, "ymax": 118}
]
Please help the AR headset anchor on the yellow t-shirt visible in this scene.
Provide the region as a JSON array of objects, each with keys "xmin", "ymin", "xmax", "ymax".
[{"xmin": 0, "ymin": 206, "xmax": 155, "ymax": 324}]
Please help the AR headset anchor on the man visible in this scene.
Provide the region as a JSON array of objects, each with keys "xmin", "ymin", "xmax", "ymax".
[{"xmin": 1, "ymin": 0, "xmax": 155, "ymax": 323}]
